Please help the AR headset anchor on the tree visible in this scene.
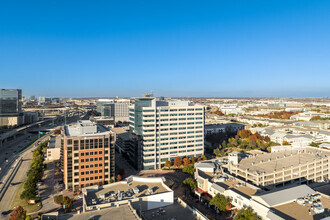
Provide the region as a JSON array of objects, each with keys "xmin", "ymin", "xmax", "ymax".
[
  {"xmin": 234, "ymin": 208, "xmax": 260, "ymax": 220},
  {"xmin": 173, "ymin": 156, "xmax": 182, "ymax": 167},
  {"xmin": 264, "ymin": 136, "xmax": 271, "ymax": 142},
  {"xmin": 183, "ymin": 157, "xmax": 191, "ymax": 166},
  {"xmin": 201, "ymin": 155, "xmax": 207, "ymax": 160},
  {"xmin": 164, "ymin": 160, "xmax": 172, "ymax": 168},
  {"xmin": 109, "ymin": 178, "xmax": 115, "ymax": 184},
  {"xmin": 25, "ymin": 216, "xmax": 33, "ymax": 220},
  {"xmin": 191, "ymin": 157, "xmax": 196, "ymax": 165},
  {"xmin": 282, "ymin": 140, "xmax": 290, "ymax": 145},
  {"xmin": 209, "ymin": 194, "xmax": 230, "ymax": 211},
  {"xmin": 182, "ymin": 165, "xmax": 195, "ymax": 175},
  {"xmin": 63, "ymin": 196, "xmax": 72, "ymax": 209},
  {"xmin": 116, "ymin": 174, "xmax": 122, "ymax": 182},
  {"xmin": 214, "ymin": 148, "xmax": 221, "ymax": 157},
  {"xmin": 9, "ymin": 206, "xmax": 26, "ymax": 220},
  {"xmin": 183, "ymin": 177, "xmax": 197, "ymax": 191},
  {"xmin": 54, "ymin": 195, "xmax": 64, "ymax": 204}
]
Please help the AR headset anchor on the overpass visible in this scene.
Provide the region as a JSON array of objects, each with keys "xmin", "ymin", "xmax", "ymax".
[{"xmin": 0, "ymin": 115, "xmax": 64, "ymax": 148}]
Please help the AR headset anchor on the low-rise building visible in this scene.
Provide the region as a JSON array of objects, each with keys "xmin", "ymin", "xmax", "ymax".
[
  {"xmin": 82, "ymin": 176, "xmax": 173, "ymax": 213},
  {"xmin": 47, "ymin": 135, "xmax": 61, "ymax": 161}
]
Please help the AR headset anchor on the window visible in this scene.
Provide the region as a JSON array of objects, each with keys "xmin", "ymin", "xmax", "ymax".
[
  {"xmin": 80, "ymin": 159, "xmax": 84, "ymax": 162},
  {"xmin": 81, "ymin": 165, "xmax": 84, "ymax": 169},
  {"xmin": 80, "ymin": 153, "xmax": 85, "ymax": 156},
  {"xmin": 81, "ymin": 172, "xmax": 85, "ymax": 175},
  {"xmin": 86, "ymin": 159, "xmax": 89, "ymax": 162}
]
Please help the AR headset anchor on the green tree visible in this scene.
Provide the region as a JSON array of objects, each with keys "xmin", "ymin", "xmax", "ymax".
[
  {"xmin": 201, "ymin": 155, "xmax": 207, "ymax": 160},
  {"xmin": 25, "ymin": 216, "xmax": 33, "ymax": 220},
  {"xmin": 164, "ymin": 160, "xmax": 172, "ymax": 168},
  {"xmin": 209, "ymin": 194, "xmax": 230, "ymax": 211},
  {"xmin": 214, "ymin": 148, "xmax": 221, "ymax": 157},
  {"xmin": 183, "ymin": 177, "xmax": 197, "ymax": 191},
  {"xmin": 182, "ymin": 165, "xmax": 195, "ymax": 175},
  {"xmin": 234, "ymin": 208, "xmax": 259, "ymax": 220},
  {"xmin": 63, "ymin": 196, "xmax": 72, "ymax": 209}
]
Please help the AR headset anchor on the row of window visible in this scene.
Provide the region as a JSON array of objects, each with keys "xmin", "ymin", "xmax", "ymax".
[
  {"xmin": 80, "ymin": 176, "xmax": 103, "ymax": 181},
  {"xmin": 160, "ymin": 108, "xmax": 203, "ymax": 112},
  {"xmin": 67, "ymin": 138, "xmax": 108, "ymax": 145},
  {"xmin": 80, "ymin": 157, "xmax": 103, "ymax": 163},
  {"xmin": 80, "ymin": 169, "xmax": 103, "ymax": 175}
]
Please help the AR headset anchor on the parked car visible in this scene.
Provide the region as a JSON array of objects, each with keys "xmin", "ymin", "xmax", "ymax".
[{"xmin": 1, "ymin": 211, "xmax": 10, "ymax": 216}]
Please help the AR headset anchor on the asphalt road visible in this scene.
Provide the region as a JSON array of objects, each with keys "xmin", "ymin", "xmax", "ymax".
[{"xmin": 0, "ymin": 136, "xmax": 45, "ymax": 219}]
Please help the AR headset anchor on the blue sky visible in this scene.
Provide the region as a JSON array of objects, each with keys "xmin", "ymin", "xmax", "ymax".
[{"xmin": 1, "ymin": 0, "xmax": 329, "ymax": 98}]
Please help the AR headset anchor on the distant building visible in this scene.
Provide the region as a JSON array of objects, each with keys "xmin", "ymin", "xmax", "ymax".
[
  {"xmin": 204, "ymin": 123, "xmax": 245, "ymax": 136},
  {"xmin": 129, "ymin": 97, "xmax": 204, "ymax": 170},
  {"xmin": 38, "ymin": 97, "xmax": 51, "ymax": 105},
  {"xmin": 61, "ymin": 120, "xmax": 116, "ymax": 191},
  {"xmin": 96, "ymin": 99, "xmax": 129, "ymax": 122},
  {"xmin": 0, "ymin": 89, "xmax": 22, "ymax": 127}
]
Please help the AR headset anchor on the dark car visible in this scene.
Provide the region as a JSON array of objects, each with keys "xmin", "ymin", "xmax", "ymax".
[{"xmin": 1, "ymin": 211, "xmax": 10, "ymax": 216}]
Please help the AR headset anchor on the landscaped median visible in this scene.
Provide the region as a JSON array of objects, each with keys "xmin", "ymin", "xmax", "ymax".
[{"xmin": 10, "ymin": 140, "xmax": 49, "ymax": 214}]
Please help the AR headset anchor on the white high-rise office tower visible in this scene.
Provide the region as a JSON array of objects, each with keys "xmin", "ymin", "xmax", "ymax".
[{"xmin": 129, "ymin": 97, "xmax": 204, "ymax": 170}]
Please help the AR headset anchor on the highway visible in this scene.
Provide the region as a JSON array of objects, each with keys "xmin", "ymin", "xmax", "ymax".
[
  {"xmin": 0, "ymin": 134, "xmax": 49, "ymax": 219},
  {"xmin": 0, "ymin": 111, "xmax": 87, "ymax": 218}
]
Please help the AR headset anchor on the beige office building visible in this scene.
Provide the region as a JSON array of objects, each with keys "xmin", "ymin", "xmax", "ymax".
[{"xmin": 61, "ymin": 120, "xmax": 116, "ymax": 191}]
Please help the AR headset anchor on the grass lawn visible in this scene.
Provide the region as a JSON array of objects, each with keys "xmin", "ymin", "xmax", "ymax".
[{"xmin": 10, "ymin": 182, "xmax": 41, "ymax": 214}]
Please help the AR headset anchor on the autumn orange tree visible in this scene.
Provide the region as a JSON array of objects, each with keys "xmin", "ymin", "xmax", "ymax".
[
  {"xmin": 174, "ymin": 156, "xmax": 182, "ymax": 167},
  {"xmin": 9, "ymin": 206, "xmax": 26, "ymax": 220},
  {"xmin": 183, "ymin": 157, "xmax": 191, "ymax": 166},
  {"xmin": 116, "ymin": 174, "xmax": 122, "ymax": 182}
]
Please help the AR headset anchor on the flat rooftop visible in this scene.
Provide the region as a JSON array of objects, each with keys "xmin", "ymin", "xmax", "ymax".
[
  {"xmin": 64, "ymin": 120, "xmax": 110, "ymax": 137},
  {"xmin": 235, "ymin": 148, "xmax": 330, "ymax": 174},
  {"xmin": 197, "ymin": 171, "xmax": 257, "ymax": 197},
  {"xmin": 111, "ymin": 127, "xmax": 130, "ymax": 140},
  {"xmin": 58, "ymin": 204, "xmax": 137, "ymax": 220},
  {"xmin": 272, "ymin": 196, "xmax": 330, "ymax": 220},
  {"xmin": 85, "ymin": 177, "xmax": 171, "ymax": 207},
  {"xmin": 48, "ymin": 136, "xmax": 61, "ymax": 149},
  {"xmin": 143, "ymin": 201, "xmax": 198, "ymax": 220}
]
